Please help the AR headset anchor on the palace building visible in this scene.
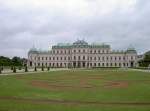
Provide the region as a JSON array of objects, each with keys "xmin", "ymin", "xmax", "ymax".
[{"xmin": 28, "ymin": 40, "xmax": 138, "ymax": 68}]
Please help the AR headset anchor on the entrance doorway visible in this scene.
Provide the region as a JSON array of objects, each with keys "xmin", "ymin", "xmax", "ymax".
[
  {"xmin": 130, "ymin": 61, "xmax": 134, "ymax": 67},
  {"xmin": 73, "ymin": 62, "xmax": 76, "ymax": 68},
  {"xmin": 83, "ymin": 62, "xmax": 85, "ymax": 68},
  {"xmin": 78, "ymin": 62, "xmax": 81, "ymax": 68}
]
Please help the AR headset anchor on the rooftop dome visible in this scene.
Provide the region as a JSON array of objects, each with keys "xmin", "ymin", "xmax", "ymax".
[
  {"xmin": 28, "ymin": 47, "xmax": 38, "ymax": 54},
  {"xmin": 126, "ymin": 47, "xmax": 137, "ymax": 53},
  {"xmin": 73, "ymin": 40, "xmax": 88, "ymax": 45}
]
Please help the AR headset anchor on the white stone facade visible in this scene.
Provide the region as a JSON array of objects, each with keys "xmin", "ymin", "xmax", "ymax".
[{"xmin": 28, "ymin": 40, "xmax": 137, "ymax": 68}]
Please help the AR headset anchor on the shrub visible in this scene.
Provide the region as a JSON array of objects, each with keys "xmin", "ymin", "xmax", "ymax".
[
  {"xmin": 25, "ymin": 66, "xmax": 28, "ymax": 72},
  {"xmin": 13, "ymin": 67, "xmax": 16, "ymax": 73},
  {"xmin": 34, "ymin": 67, "xmax": 37, "ymax": 71},
  {"xmin": 1, "ymin": 67, "xmax": 3, "ymax": 71},
  {"xmin": 42, "ymin": 66, "xmax": 44, "ymax": 71},
  {"xmin": 19, "ymin": 66, "xmax": 22, "ymax": 70},
  {"xmin": 0, "ymin": 67, "xmax": 1, "ymax": 74},
  {"xmin": 47, "ymin": 67, "xmax": 50, "ymax": 71},
  {"xmin": 11, "ymin": 66, "xmax": 13, "ymax": 70}
]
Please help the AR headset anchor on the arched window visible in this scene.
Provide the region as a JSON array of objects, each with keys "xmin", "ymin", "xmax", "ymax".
[
  {"xmin": 90, "ymin": 50, "xmax": 92, "ymax": 53},
  {"xmin": 107, "ymin": 57, "xmax": 109, "ymax": 61},
  {"xmin": 60, "ymin": 63, "xmax": 62, "ymax": 67},
  {"xmin": 119, "ymin": 57, "xmax": 121, "ymax": 60},
  {"xmin": 102, "ymin": 57, "xmax": 105, "ymax": 61},
  {"xmin": 83, "ymin": 56, "xmax": 85, "ymax": 60},
  {"xmin": 123, "ymin": 63, "xmax": 126, "ymax": 67},
  {"xmin": 90, "ymin": 57, "xmax": 92, "ymax": 60},
  {"xmin": 110, "ymin": 63, "xmax": 112, "ymax": 66},
  {"xmin": 102, "ymin": 63, "xmax": 104, "ymax": 67},
  {"xmin": 98, "ymin": 57, "xmax": 100, "ymax": 60},
  {"xmin": 110, "ymin": 57, "xmax": 112, "ymax": 60},
  {"xmin": 74, "ymin": 56, "xmax": 76, "ymax": 60},
  {"xmin": 106, "ymin": 63, "xmax": 109, "ymax": 67},
  {"xmin": 119, "ymin": 63, "xmax": 121, "ymax": 67},
  {"xmin": 90, "ymin": 63, "xmax": 92, "ymax": 66},
  {"xmin": 78, "ymin": 56, "xmax": 80, "ymax": 60}
]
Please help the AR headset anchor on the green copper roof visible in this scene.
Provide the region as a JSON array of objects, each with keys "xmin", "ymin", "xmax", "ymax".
[
  {"xmin": 29, "ymin": 40, "xmax": 111, "ymax": 54},
  {"xmin": 73, "ymin": 40, "xmax": 88, "ymax": 45},
  {"xmin": 126, "ymin": 47, "xmax": 137, "ymax": 53},
  {"xmin": 52, "ymin": 40, "xmax": 110, "ymax": 49}
]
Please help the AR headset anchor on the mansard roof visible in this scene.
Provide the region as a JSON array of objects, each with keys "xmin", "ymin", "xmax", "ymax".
[
  {"xmin": 52, "ymin": 40, "xmax": 110, "ymax": 49},
  {"xmin": 28, "ymin": 40, "xmax": 112, "ymax": 54}
]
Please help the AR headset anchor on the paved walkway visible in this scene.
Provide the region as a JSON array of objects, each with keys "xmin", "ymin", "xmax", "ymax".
[
  {"xmin": 0, "ymin": 68, "xmax": 70, "ymax": 76},
  {"xmin": 130, "ymin": 69, "xmax": 150, "ymax": 73},
  {"xmin": 1, "ymin": 68, "xmax": 150, "ymax": 76}
]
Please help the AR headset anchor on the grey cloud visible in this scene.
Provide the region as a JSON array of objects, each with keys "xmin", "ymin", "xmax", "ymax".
[{"xmin": 0, "ymin": 0, "xmax": 150, "ymax": 58}]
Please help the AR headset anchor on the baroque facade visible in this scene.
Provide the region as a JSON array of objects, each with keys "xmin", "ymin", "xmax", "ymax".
[{"xmin": 28, "ymin": 40, "xmax": 137, "ymax": 68}]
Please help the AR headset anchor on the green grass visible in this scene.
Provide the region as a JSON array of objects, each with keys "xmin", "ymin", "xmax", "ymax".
[{"xmin": 0, "ymin": 69, "xmax": 150, "ymax": 111}]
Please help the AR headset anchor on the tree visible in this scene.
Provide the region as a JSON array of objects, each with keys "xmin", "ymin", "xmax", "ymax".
[
  {"xmin": 139, "ymin": 51, "xmax": 150, "ymax": 67},
  {"xmin": 0, "ymin": 56, "xmax": 12, "ymax": 66},
  {"xmin": 12, "ymin": 57, "xmax": 22, "ymax": 66}
]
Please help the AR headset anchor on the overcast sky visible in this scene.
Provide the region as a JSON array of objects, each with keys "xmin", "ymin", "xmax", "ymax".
[{"xmin": 0, "ymin": 0, "xmax": 150, "ymax": 58}]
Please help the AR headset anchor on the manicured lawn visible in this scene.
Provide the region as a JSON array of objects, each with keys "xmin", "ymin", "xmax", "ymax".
[{"xmin": 0, "ymin": 69, "xmax": 150, "ymax": 111}]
